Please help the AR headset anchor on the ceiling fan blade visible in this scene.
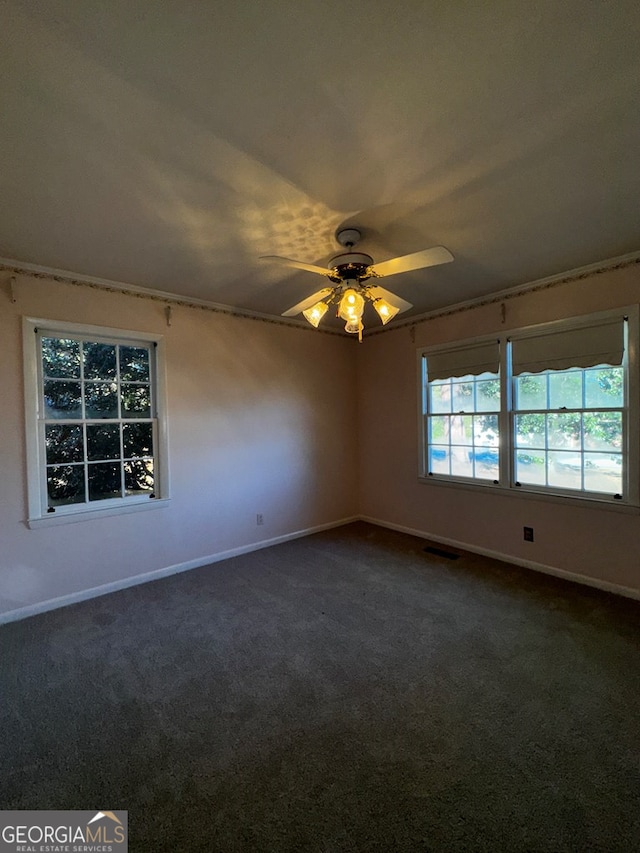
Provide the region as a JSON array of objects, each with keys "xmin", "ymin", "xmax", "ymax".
[
  {"xmin": 281, "ymin": 287, "xmax": 334, "ymax": 317},
  {"xmin": 260, "ymin": 255, "xmax": 330, "ymax": 276},
  {"xmin": 369, "ymin": 245, "xmax": 454, "ymax": 278},
  {"xmin": 367, "ymin": 285, "xmax": 413, "ymax": 314}
]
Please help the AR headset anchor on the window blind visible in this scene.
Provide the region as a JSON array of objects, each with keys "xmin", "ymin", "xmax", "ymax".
[
  {"xmin": 426, "ymin": 340, "xmax": 500, "ymax": 381},
  {"xmin": 510, "ymin": 318, "xmax": 624, "ymax": 376}
]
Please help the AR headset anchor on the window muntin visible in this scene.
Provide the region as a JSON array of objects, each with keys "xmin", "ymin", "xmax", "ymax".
[
  {"xmin": 27, "ymin": 324, "xmax": 164, "ymax": 522},
  {"xmin": 427, "ymin": 372, "xmax": 501, "ymax": 482},
  {"xmin": 513, "ymin": 366, "xmax": 624, "ymax": 496}
]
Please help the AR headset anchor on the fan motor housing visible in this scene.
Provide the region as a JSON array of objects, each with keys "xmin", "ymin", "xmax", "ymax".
[{"xmin": 328, "ymin": 251, "xmax": 374, "ymax": 283}]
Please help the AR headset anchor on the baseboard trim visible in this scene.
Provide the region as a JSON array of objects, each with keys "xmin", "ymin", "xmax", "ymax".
[
  {"xmin": 360, "ymin": 515, "xmax": 640, "ymax": 602},
  {"xmin": 0, "ymin": 516, "xmax": 359, "ymax": 625}
]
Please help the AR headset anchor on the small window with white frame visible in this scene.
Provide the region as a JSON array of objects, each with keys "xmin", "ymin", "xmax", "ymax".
[{"xmin": 24, "ymin": 318, "xmax": 168, "ymax": 526}]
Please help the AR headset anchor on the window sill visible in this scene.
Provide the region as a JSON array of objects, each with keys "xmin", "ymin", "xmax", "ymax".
[
  {"xmin": 417, "ymin": 475, "xmax": 639, "ymax": 514},
  {"xmin": 27, "ymin": 497, "xmax": 170, "ymax": 529}
]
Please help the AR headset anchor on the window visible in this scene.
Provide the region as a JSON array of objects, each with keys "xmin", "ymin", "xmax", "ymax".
[
  {"xmin": 24, "ymin": 319, "xmax": 168, "ymax": 526},
  {"xmin": 513, "ymin": 365, "xmax": 623, "ymax": 496},
  {"xmin": 423, "ymin": 340, "xmax": 501, "ymax": 483},
  {"xmin": 420, "ymin": 309, "xmax": 639, "ymax": 506}
]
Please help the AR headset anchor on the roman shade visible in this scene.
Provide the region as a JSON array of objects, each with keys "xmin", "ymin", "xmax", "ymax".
[
  {"xmin": 510, "ymin": 318, "xmax": 624, "ymax": 376},
  {"xmin": 426, "ymin": 340, "xmax": 500, "ymax": 382}
]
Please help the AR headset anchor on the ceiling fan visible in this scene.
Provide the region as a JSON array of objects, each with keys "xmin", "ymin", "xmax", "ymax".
[{"xmin": 260, "ymin": 228, "xmax": 453, "ymax": 341}]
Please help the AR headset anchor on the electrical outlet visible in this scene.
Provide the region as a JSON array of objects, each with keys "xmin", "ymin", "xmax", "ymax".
[
  {"xmin": 523, "ymin": 526, "xmax": 534, "ymax": 542},
  {"xmin": 256, "ymin": 513, "xmax": 264, "ymax": 526}
]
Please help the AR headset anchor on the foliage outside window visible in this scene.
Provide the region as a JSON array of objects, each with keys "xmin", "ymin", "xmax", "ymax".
[{"xmin": 24, "ymin": 320, "xmax": 167, "ymax": 525}]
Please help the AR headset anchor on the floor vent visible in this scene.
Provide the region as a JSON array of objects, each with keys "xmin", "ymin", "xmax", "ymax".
[{"xmin": 423, "ymin": 545, "xmax": 460, "ymax": 560}]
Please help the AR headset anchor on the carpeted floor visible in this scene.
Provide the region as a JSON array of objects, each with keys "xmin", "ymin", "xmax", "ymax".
[{"xmin": 1, "ymin": 522, "xmax": 639, "ymax": 852}]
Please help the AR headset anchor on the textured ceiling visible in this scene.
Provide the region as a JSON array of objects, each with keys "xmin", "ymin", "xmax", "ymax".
[{"xmin": 1, "ymin": 1, "xmax": 639, "ymax": 329}]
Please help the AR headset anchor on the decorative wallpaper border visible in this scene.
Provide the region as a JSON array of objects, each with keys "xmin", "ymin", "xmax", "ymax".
[
  {"xmin": 367, "ymin": 255, "xmax": 640, "ymax": 336},
  {"xmin": 0, "ymin": 260, "xmax": 344, "ymax": 336},
  {"xmin": 2, "ymin": 253, "xmax": 639, "ymax": 339}
]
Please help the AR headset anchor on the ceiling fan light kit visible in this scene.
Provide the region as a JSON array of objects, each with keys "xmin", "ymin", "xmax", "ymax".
[{"xmin": 261, "ymin": 227, "xmax": 454, "ymax": 341}]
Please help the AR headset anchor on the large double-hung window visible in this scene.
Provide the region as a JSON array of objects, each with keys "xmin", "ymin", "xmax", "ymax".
[
  {"xmin": 24, "ymin": 318, "xmax": 168, "ymax": 526},
  {"xmin": 420, "ymin": 309, "xmax": 638, "ymax": 506}
]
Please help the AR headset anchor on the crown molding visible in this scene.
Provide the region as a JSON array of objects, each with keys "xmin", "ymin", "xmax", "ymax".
[
  {"xmin": 369, "ymin": 250, "xmax": 640, "ymax": 335},
  {"xmin": 3, "ymin": 249, "xmax": 639, "ymax": 340},
  {"xmin": 0, "ymin": 256, "xmax": 344, "ymax": 336}
]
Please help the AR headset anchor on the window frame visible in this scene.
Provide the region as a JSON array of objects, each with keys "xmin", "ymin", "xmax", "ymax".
[
  {"xmin": 418, "ymin": 307, "xmax": 639, "ymax": 509},
  {"xmin": 23, "ymin": 317, "xmax": 170, "ymax": 528}
]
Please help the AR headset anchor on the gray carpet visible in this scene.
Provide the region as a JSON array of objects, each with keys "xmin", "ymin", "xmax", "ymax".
[{"xmin": 1, "ymin": 522, "xmax": 639, "ymax": 852}]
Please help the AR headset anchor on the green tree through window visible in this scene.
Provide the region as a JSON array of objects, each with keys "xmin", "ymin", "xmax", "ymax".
[{"xmin": 41, "ymin": 334, "xmax": 156, "ymax": 509}]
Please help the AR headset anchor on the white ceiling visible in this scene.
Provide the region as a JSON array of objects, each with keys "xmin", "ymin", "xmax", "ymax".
[{"xmin": 1, "ymin": 1, "xmax": 639, "ymax": 329}]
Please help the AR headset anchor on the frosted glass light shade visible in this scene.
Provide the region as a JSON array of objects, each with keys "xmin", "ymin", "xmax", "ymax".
[
  {"xmin": 338, "ymin": 288, "xmax": 365, "ymax": 322},
  {"xmin": 344, "ymin": 318, "xmax": 364, "ymax": 343},
  {"xmin": 373, "ymin": 298, "xmax": 400, "ymax": 325},
  {"xmin": 302, "ymin": 301, "xmax": 329, "ymax": 328}
]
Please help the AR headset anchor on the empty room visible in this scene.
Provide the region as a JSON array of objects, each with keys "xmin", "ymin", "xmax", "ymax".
[{"xmin": 1, "ymin": 2, "xmax": 639, "ymax": 851}]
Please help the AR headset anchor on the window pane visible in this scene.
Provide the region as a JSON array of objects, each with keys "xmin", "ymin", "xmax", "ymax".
[
  {"xmin": 124, "ymin": 459, "xmax": 154, "ymax": 495},
  {"xmin": 549, "ymin": 370, "xmax": 582, "ymax": 409},
  {"xmin": 429, "ymin": 446, "xmax": 449, "ymax": 474},
  {"xmin": 449, "ymin": 415, "xmax": 472, "ymax": 445},
  {"xmin": 88, "ymin": 462, "xmax": 122, "ymax": 501},
  {"xmin": 47, "ymin": 464, "xmax": 85, "ymax": 505},
  {"xmin": 451, "ymin": 382, "xmax": 474, "ymax": 412},
  {"xmin": 547, "ymin": 413, "xmax": 581, "ymax": 450},
  {"xmin": 45, "ymin": 424, "xmax": 84, "ymax": 465},
  {"xmin": 515, "ymin": 452, "xmax": 546, "ymax": 485},
  {"xmin": 450, "ymin": 449, "xmax": 473, "ymax": 477},
  {"xmin": 585, "ymin": 368, "xmax": 623, "ymax": 408},
  {"xmin": 121, "ymin": 384, "xmax": 151, "ymax": 418},
  {"xmin": 87, "ymin": 424, "xmax": 121, "ymax": 460},
  {"xmin": 475, "ymin": 379, "xmax": 500, "ymax": 412},
  {"xmin": 548, "ymin": 451, "xmax": 582, "ymax": 490},
  {"xmin": 474, "ymin": 414, "xmax": 498, "ymax": 446},
  {"xmin": 515, "ymin": 375, "xmax": 546, "ymax": 410},
  {"xmin": 583, "ymin": 453, "xmax": 622, "ymax": 494},
  {"xmin": 123, "ymin": 422, "xmax": 153, "ymax": 458},
  {"xmin": 583, "ymin": 412, "xmax": 622, "ymax": 452},
  {"xmin": 469, "ymin": 448, "xmax": 499, "ymax": 479},
  {"xmin": 44, "ymin": 380, "xmax": 82, "ymax": 419},
  {"xmin": 515, "ymin": 414, "xmax": 545, "ymax": 448},
  {"xmin": 430, "ymin": 416, "xmax": 449, "ymax": 443},
  {"xmin": 83, "ymin": 342, "xmax": 116, "ymax": 379},
  {"xmin": 120, "ymin": 346, "xmax": 150, "ymax": 381},
  {"xmin": 429, "ymin": 382, "xmax": 451, "ymax": 414},
  {"xmin": 42, "ymin": 338, "xmax": 80, "ymax": 379},
  {"xmin": 85, "ymin": 382, "xmax": 119, "ymax": 419}
]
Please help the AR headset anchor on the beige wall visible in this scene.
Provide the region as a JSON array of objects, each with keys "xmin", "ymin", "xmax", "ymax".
[
  {"xmin": 2, "ymin": 262, "xmax": 639, "ymax": 621},
  {"xmin": 357, "ymin": 264, "xmax": 640, "ymax": 595},
  {"xmin": 0, "ymin": 274, "xmax": 358, "ymax": 618}
]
